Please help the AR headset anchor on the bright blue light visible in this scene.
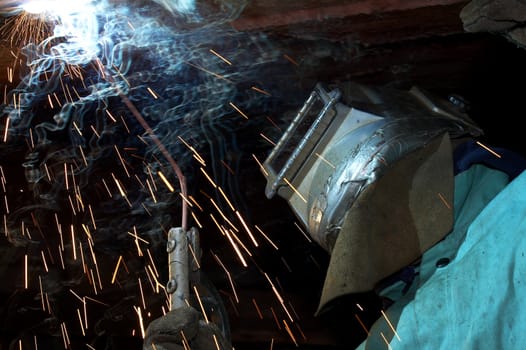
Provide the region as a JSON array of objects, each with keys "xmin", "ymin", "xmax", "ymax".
[
  {"xmin": 152, "ymin": 0, "xmax": 196, "ymax": 14},
  {"xmin": 21, "ymin": 0, "xmax": 102, "ymax": 65}
]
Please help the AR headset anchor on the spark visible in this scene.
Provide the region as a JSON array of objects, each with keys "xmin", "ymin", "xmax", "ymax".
[
  {"xmin": 146, "ymin": 249, "xmax": 160, "ymax": 277},
  {"xmin": 437, "ymin": 192, "xmax": 451, "ymax": 209},
  {"xmin": 282, "ymin": 319, "xmax": 298, "ymax": 346},
  {"xmin": 158, "ymin": 171, "xmax": 175, "ymax": 192},
  {"xmin": 64, "ymin": 163, "xmax": 69, "ymax": 190},
  {"xmin": 105, "ymin": 110, "xmax": 117, "ymax": 122},
  {"xmin": 134, "ymin": 306, "xmax": 146, "ymax": 339},
  {"xmin": 188, "ymin": 195, "xmax": 203, "ymax": 212},
  {"xmin": 60, "ymin": 322, "xmax": 71, "ymax": 349},
  {"xmin": 188, "ymin": 242, "xmax": 201, "ymax": 269},
  {"xmin": 380, "ymin": 332, "xmax": 393, "ymax": 350},
  {"xmin": 89, "ymin": 269, "xmax": 98, "ymax": 295},
  {"xmin": 79, "ymin": 241, "xmax": 87, "ymax": 273},
  {"xmin": 145, "ymin": 178, "xmax": 157, "ymax": 203},
  {"xmin": 224, "ymin": 229, "xmax": 248, "ymax": 267},
  {"xmin": 7, "ymin": 68, "xmax": 13, "ymax": 83},
  {"xmin": 178, "ymin": 136, "xmax": 206, "ymax": 166},
  {"xmin": 184, "ymin": 61, "xmax": 233, "ymax": 83},
  {"xmin": 24, "ymin": 254, "xmax": 28, "ymax": 289},
  {"xmin": 229, "ymin": 102, "xmax": 249, "ymax": 119},
  {"xmin": 260, "ymin": 133, "xmax": 276, "ymax": 146},
  {"xmin": 287, "ymin": 300, "xmax": 300, "ymax": 320},
  {"xmin": 200, "ymin": 167, "xmax": 217, "ymax": 188},
  {"xmin": 112, "ymin": 173, "xmax": 131, "ymax": 206},
  {"xmin": 40, "ymin": 251, "xmax": 49, "ymax": 272},
  {"xmin": 90, "ymin": 125, "xmax": 101, "ymax": 138},
  {"xmin": 229, "ymin": 229, "xmax": 253, "ymax": 257},
  {"xmin": 95, "ymin": 262, "xmax": 103, "ymax": 291},
  {"xmin": 67, "ymin": 195, "xmax": 77, "ymax": 216},
  {"xmin": 209, "ymin": 198, "xmax": 238, "ymax": 231},
  {"xmin": 218, "ymin": 186, "xmax": 235, "ymax": 211},
  {"xmin": 132, "ymin": 226, "xmax": 144, "ymax": 257},
  {"xmin": 77, "ymin": 309, "xmax": 85, "ymax": 336},
  {"xmin": 88, "ymin": 205, "xmax": 96, "ymax": 229},
  {"xmin": 179, "ymin": 192, "xmax": 194, "ymax": 208},
  {"xmin": 381, "ymin": 310, "xmax": 401, "ymax": 341},
  {"xmin": 69, "ymin": 289, "xmax": 83, "ymax": 304},
  {"xmin": 295, "ymin": 323, "xmax": 307, "ymax": 341},
  {"xmin": 138, "ymin": 278, "xmax": 146, "ymax": 309},
  {"xmin": 70, "ymin": 225, "xmax": 77, "ymax": 260},
  {"xmin": 147, "ymin": 86, "xmax": 159, "ymax": 99},
  {"xmin": 127, "ymin": 230, "xmax": 150, "ymax": 244},
  {"xmin": 111, "ymin": 255, "xmax": 123, "ymax": 284},
  {"xmin": 252, "ymin": 298, "xmax": 264, "ymax": 319},
  {"xmin": 476, "ymin": 141, "xmax": 502, "ymax": 158},
  {"xmin": 47, "ymin": 94, "xmax": 54, "ymax": 108},
  {"xmin": 355, "ymin": 314, "xmax": 370, "ymax": 335},
  {"xmin": 209, "ymin": 49, "xmax": 232, "ymax": 65},
  {"xmin": 251, "ymin": 86, "xmax": 271, "ymax": 96},
  {"xmin": 281, "ymin": 257, "xmax": 292, "ymax": 272},
  {"xmin": 220, "ymin": 159, "xmax": 235, "ymax": 175},
  {"xmin": 4, "ymin": 195, "xmax": 9, "ymax": 214},
  {"xmin": 78, "ymin": 146, "xmax": 88, "ymax": 167},
  {"xmin": 284, "ymin": 178, "xmax": 307, "ymax": 203},
  {"xmin": 114, "ymin": 146, "xmax": 131, "ymax": 177},
  {"xmin": 146, "ymin": 166, "xmax": 157, "ymax": 191},
  {"xmin": 213, "ymin": 253, "xmax": 239, "ymax": 303},
  {"xmin": 190, "ymin": 211, "xmax": 203, "ymax": 228},
  {"xmin": 82, "ymin": 224, "xmax": 93, "ymax": 245},
  {"xmin": 0, "ymin": 165, "xmax": 5, "ymax": 191},
  {"xmin": 235, "ymin": 210, "xmax": 258, "ymax": 247},
  {"xmin": 255, "ymin": 225, "xmax": 279, "ymax": 250},
  {"xmin": 146, "ymin": 265, "xmax": 164, "ymax": 293},
  {"xmin": 283, "ymin": 54, "xmax": 299, "ymax": 66},
  {"xmin": 3, "ymin": 214, "xmax": 7, "ymax": 237},
  {"xmin": 193, "ymin": 285, "xmax": 209, "ymax": 323},
  {"xmin": 58, "ymin": 246, "xmax": 65, "ymax": 270},
  {"xmin": 101, "ymin": 178, "xmax": 112, "ymax": 197},
  {"xmin": 294, "ymin": 222, "xmax": 312, "ymax": 243},
  {"xmin": 3, "ymin": 117, "xmax": 9, "ymax": 142},
  {"xmin": 270, "ymin": 307, "xmax": 281, "ymax": 330},
  {"xmin": 265, "ymin": 273, "xmax": 294, "ymax": 322},
  {"xmin": 44, "ymin": 163, "xmax": 52, "ymax": 181},
  {"xmin": 120, "ymin": 115, "xmax": 131, "ymax": 133},
  {"xmin": 39, "ymin": 275, "xmax": 45, "ymax": 311},
  {"xmin": 315, "ymin": 152, "xmax": 336, "ymax": 168},
  {"xmin": 212, "ymin": 334, "xmax": 221, "ymax": 350},
  {"xmin": 252, "ymin": 154, "xmax": 268, "ymax": 176},
  {"xmin": 29, "ymin": 128, "xmax": 35, "ymax": 149}
]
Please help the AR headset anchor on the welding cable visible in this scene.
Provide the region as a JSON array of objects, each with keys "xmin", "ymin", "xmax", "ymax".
[{"xmin": 99, "ymin": 60, "xmax": 189, "ymax": 232}]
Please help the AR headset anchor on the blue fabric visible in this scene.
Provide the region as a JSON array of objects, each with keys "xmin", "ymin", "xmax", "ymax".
[
  {"xmin": 357, "ymin": 164, "xmax": 526, "ymax": 349},
  {"xmin": 454, "ymin": 140, "xmax": 526, "ymax": 180}
]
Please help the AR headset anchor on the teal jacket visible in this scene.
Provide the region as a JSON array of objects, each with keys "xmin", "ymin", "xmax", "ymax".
[{"xmin": 358, "ymin": 164, "xmax": 526, "ymax": 349}]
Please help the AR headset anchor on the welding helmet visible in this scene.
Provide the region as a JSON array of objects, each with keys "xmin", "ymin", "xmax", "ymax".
[{"xmin": 261, "ymin": 81, "xmax": 482, "ymax": 312}]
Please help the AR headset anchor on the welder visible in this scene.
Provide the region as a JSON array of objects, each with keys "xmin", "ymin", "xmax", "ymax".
[{"xmin": 142, "ymin": 1, "xmax": 526, "ymax": 349}]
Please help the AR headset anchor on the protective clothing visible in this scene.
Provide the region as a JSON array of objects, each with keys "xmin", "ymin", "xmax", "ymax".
[{"xmin": 357, "ymin": 164, "xmax": 526, "ymax": 349}]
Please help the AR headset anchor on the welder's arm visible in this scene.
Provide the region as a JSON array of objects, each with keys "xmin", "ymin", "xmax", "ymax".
[{"xmin": 143, "ymin": 305, "xmax": 231, "ymax": 350}]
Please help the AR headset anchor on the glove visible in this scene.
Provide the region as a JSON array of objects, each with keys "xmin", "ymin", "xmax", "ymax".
[
  {"xmin": 460, "ymin": 0, "xmax": 526, "ymax": 48},
  {"xmin": 143, "ymin": 305, "xmax": 231, "ymax": 350}
]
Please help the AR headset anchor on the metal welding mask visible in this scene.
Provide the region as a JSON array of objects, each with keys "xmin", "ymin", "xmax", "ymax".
[{"xmin": 261, "ymin": 81, "xmax": 483, "ymax": 313}]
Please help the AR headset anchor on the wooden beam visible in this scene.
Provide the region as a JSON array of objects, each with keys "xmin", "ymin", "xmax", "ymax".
[{"xmin": 231, "ymin": 0, "xmax": 469, "ymax": 32}]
